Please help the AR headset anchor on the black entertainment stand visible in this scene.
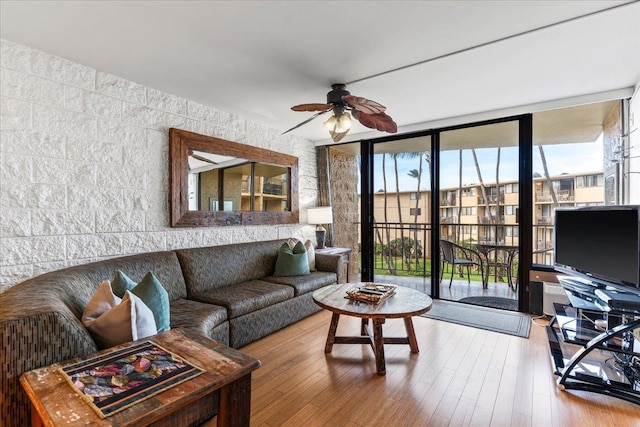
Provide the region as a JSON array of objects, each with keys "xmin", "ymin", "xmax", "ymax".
[{"xmin": 546, "ymin": 276, "xmax": 640, "ymax": 404}]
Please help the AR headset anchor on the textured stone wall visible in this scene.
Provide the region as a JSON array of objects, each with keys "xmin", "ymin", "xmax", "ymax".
[
  {"xmin": 328, "ymin": 147, "xmax": 359, "ymax": 281},
  {"xmin": 629, "ymin": 88, "xmax": 640, "ymax": 204},
  {"xmin": 603, "ymin": 101, "xmax": 622, "ymax": 169},
  {"xmin": 602, "ymin": 101, "xmax": 622, "ymax": 205},
  {"xmin": 0, "ymin": 39, "xmax": 317, "ymax": 291}
]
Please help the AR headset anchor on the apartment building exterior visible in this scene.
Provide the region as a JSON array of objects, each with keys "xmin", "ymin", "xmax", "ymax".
[{"xmin": 367, "ymin": 171, "xmax": 604, "ymax": 264}]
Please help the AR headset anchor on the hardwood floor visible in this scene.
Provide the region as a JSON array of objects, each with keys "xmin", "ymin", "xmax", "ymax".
[{"xmin": 207, "ymin": 310, "xmax": 640, "ymax": 426}]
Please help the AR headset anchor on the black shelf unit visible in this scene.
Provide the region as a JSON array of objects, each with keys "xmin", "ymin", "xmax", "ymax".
[{"xmin": 546, "ymin": 302, "xmax": 640, "ymax": 404}]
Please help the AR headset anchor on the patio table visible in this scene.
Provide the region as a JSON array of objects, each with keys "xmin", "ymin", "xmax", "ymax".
[{"xmin": 475, "ymin": 243, "xmax": 519, "ymax": 290}]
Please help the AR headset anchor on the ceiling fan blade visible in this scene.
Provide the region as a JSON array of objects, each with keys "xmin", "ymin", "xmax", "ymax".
[
  {"xmin": 354, "ymin": 111, "xmax": 398, "ymax": 133},
  {"xmin": 291, "ymin": 103, "xmax": 332, "ymax": 112},
  {"xmin": 189, "ymin": 152, "xmax": 219, "ymax": 165},
  {"xmin": 330, "ymin": 128, "xmax": 350, "ymax": 143},
  {"xmin": 343, "ymin": 95, "xmax": 386, "ymax": 115},
  {"xmin": 282, "ymin": 109, "xmax": 331, "ymax": 135}
]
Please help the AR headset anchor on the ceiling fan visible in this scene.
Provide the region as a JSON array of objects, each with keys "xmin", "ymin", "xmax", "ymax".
[{"xmin": 282, "ymin": 84, "xmax": 397, "ymax": 142}]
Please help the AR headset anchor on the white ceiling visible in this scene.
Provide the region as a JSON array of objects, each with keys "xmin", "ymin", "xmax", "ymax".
[{"xmin": 1, "ymin": 1, "xmax": 639, "ymax": 143}]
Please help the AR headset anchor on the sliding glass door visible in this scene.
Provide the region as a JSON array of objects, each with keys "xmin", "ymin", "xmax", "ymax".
[{"xmin": 438, "ymin": 120, "xmax": 522, "ymax": 310}]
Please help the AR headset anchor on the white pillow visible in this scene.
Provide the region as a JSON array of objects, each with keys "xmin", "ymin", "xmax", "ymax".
[
  {"xmin": 305, "ymin": 239, "xmax": 316, "ymax": 271},
  {"xmin": 286, "ymin": 237, "xmax": 299, "ymax": 250},
  {"xmin": 82, "ymin": 280, "xmax": 157, "ymax": 349}
]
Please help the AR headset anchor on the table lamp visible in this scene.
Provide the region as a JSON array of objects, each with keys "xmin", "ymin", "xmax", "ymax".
[{"xmin": 307, "ymin": 206, "xmax": 333, "ymax": 249}]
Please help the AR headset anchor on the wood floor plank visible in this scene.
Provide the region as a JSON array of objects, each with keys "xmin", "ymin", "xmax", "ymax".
[
  {"xmin": 214, "ymin": 309, "xmax": 640, "ymax": 426},
  {"xmin": 254, "ymin": 371, "xmax": 327, "ymax": 426},
  {"xmin": 531, "ymin": 391, "xmax": 553, "ymax": 427},
  {"xmin": 280, "ymin": 403, "xmax": 321, "ymax": 427}
]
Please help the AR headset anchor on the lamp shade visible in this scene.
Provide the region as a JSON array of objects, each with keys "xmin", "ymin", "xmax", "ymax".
[{"xmin": 307, "ymin": 206, "xmax": 333, "ymax": 225}]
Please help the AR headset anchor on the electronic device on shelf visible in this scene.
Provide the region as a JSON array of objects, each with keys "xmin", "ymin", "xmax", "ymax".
[
  {"xmin": 556, "ymin": 276, "xmax": 606, "ymax": 311},
  {"xmin": 594, "ymin": 288, "xmax": 640, "ymax": 311},
  {"xmin": 554, "ymin": 205, "xmax": 640, "ymax": 296}
]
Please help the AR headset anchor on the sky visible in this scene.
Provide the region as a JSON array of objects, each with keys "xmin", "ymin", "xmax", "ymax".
[{"xmin": 366, "ymin": 135, "xmax": 604, "ymax": 192}]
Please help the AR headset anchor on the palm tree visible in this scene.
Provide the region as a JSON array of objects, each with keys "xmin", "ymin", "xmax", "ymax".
[
  {"xmin": 496, "ymin": 146, "xmax": 502, "ymax": 227},
  {"xmin": 457, "ymin": 150, "xmax": 463, "ymax": 242},
  {"xmin": 400, "ymin": 151, "xmax": 429, "ymax": 268},
  {"xmin": 392, "ymin": 153, "xmax": 406, "ymax": 267},
  {"xmin": 407, "ymin": 165, "xmax": 422, "ymax": 269},
  {"xmin": 472, "ymin": 149, "xmax": 493, "ymax": 226},
  {"xmin": 494, "ymin": 147, "xmax": 503, "ymax": 281},
  {"xmin": 538, "ymin": 145, "xmax": 558, "ymax": 206},
  {"xmin": 381, "ymin": 154, "xmax": 395, "ymax": 273}
]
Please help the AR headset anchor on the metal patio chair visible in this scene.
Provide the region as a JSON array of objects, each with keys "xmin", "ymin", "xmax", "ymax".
[{"xmin": 439, "ymin": 239, "xmax": 485, "ymax": 288}]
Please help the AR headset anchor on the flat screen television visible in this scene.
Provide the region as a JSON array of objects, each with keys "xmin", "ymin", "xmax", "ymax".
[{"xmin": 554, "ymin": 205, "xmax": 640, "ymax": 291}]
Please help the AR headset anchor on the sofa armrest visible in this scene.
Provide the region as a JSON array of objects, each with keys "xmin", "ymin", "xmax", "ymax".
[
  {"xmin": 315, "ymin": 253, "xmax": 344, "ymax": 283},
  {"xmin": 0, "ymin": 310, "xmax": 97, "ymax": 427}
]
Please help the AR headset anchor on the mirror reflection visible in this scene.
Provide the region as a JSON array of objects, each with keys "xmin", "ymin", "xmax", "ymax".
[{"xmin": 188, "ymin": 150, "xmax": 290, "ymax": 213}]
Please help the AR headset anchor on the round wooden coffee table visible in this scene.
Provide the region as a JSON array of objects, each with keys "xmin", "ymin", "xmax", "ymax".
[{"xmin": 312, "ymin": 283, "xmax": 432, "ymax": 375}]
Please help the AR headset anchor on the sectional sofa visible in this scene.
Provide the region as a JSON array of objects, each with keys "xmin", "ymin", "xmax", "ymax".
[{"xmin": 0, "ymin": 239, "xmax": 343, "ymax": 426}]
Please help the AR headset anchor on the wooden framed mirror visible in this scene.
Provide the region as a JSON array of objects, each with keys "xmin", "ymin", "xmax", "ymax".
[{"xmin": 169, "ymin": 128, "xmax": 299, "ymax": 227}]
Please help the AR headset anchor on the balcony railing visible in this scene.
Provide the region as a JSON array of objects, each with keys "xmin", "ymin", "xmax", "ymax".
[
  {"xmin": 535, "ymin": 190, "xmax": 574, "ymax": 202},
  {"xmin": 263, "ymin": 182, "xmax": 284, "ymax": 195},
  {"xmin": 370, "ymin": 221, "xmax": 432, "ymax": 278},
  {"xmin": 361, "ymin": 220, "xmax": 555, "ymax": 283},
  {"xmin": 477, "ymin": 195, "xmax": 505, "ymax": 205},
  {"xmin": 478, "ymin": 215, "xmax": 505, "ymax": 224}
]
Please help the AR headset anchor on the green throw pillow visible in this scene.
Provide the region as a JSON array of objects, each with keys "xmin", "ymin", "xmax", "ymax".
[
  {"xmin": 111, "ymin": 270, "xmax": 137, "ymax": 298},
  {"xmin": 130, "ymin": 272, "xmax": 171, "ymax": 333},
  {"xmin": 110, "ymin": 271, "xmax": 171, "ymax": 333},
  {"xmin": 274, "ymin": 241, "xmax": 310, "ymax": 277}
]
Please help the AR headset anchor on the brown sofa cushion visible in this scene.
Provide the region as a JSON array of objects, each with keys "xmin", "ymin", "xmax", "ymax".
[
  {"xmin": 190, "ymin": 280, "xmax": 294, "ymax": 319},
  {"xmin": 170, "ymin": 298, "xmax": 227, "ymax": 337},
  {"xmin": 263, "ymin": 271, "xmax": 337, "ymax": 296},
  {"xmin": 175, "ymin": 240, "xmax": 283, "ymax": 295}
]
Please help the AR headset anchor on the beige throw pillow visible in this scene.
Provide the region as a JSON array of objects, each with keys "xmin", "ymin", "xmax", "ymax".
[
  {"xmin": 82, "ymin": 280, "xmax": 157, "ymax": 349},
  {"xmin": 305, "ymin": 239, "xmax": 316, "ymax": 271},
  {"xmin": 286, "ymin": 237, "xmax": 299, "ymax": 250}
]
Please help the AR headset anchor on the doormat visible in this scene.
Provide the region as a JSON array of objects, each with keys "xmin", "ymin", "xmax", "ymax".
[
  {"xmin": 422, "ymin": 299, "xmax": 531, "ymax": 338},
  {"xmin": 458, "ymin": 296, "xmax": 518, "ymax": 311},
  {"xmin": 60, "ymin": 340, "xmax": 205, "ymax": 418}
]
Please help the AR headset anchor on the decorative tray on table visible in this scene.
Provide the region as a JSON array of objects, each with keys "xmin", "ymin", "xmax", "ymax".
[{"xmin": 346, "ymin": 283, "xmax": 397, "ymax": 304}]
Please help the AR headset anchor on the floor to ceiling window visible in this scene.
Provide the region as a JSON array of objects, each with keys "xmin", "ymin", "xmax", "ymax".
[
  {"xmin": 324, "ymin": 99, "xmax": 632, "ymax": 314},
  {"xmin": 438, "ymin": 119, "xmax": 522, "ymax": 310},
  {"xmin": 531, "ymin": 100, "xmax": 622, "ymax": 268}
]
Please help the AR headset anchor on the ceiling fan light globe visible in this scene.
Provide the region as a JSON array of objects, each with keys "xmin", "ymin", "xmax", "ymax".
[
  {"xmin": 323, "ymin": 115, "xmax": 338, "ymax": 131},
  {"xmin": 335, "ymin": 112, "xmax": 352, "ymax": 133}
]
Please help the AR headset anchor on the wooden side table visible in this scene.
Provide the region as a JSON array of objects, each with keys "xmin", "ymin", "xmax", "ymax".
[
  {"xmin": 20, "ymin": 329, "xmax": 260, "ymax": 427},
  {"xmin": 315, "ymin": 247, "xmax": 352, "ymax": 282}
]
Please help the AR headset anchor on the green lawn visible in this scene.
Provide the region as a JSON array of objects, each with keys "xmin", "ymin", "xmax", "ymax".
[
  {"xmin": 437, "ymin": 263, "xmax": 486, "ymax": 283},
  {"xmin": 357, "ymin": 254, "xmax": 490, "ymax": 282},
  {"xmin": 373, "ymin": 257, "xmax": 432, "ymax": 277},
  {"xmin": 367, "ymin": 255, "xmax": 485, "ymax": 282}
]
